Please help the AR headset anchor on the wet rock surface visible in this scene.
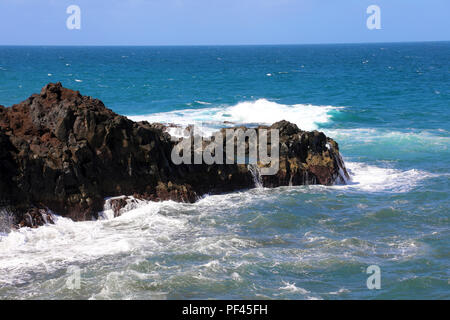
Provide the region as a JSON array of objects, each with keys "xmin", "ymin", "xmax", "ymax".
[{"xmin": 0, "ymin": 83, "xmax": 349, "ymax": 227}]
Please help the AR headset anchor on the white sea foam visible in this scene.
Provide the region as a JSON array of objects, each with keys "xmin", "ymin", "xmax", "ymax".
[
  {"xmin": 0, "ymin": 200, "xmax": 191, "ymax": 286},
  {"xmin": 334, "ymin": 161, "xmax": 437, "ymax": 193},
  {"xmin": 194, "ymin": 100, "xmax": 211, "ymax": 105},
  {"xmin": 328, "ymin": 288, "xmax": 350, "ymax": 295},
  {"xmin": 279, "ymin": 281, "xmax": 310, "ymax": 294},
  {"xmin": 324, "ymin": 128, "xmax": 450, "ymax": 150},
  {"xmin": 99, "ymin": 196, "xmax": 146, "ymax": 220},
  {"xmin": 128, "ymin": 99, "xmax": 341, "ymax": 136},
  {"xmin": 0, "ymin": 194, "xmax": 263, "ymax": 288}
]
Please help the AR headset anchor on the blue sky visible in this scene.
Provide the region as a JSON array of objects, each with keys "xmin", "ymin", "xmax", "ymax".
[{"xmin": 0, "ymin": 0, "xmax": 448, "ymax": 45}]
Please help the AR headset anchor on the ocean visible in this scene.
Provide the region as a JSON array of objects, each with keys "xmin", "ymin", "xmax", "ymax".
[{"xmin": 0, "ymin": 43, "xmax": 448, "ymax": 299}]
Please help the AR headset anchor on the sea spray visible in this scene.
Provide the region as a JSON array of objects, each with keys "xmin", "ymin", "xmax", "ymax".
[
  {"xmin": 99, "ymin": 196, "xmax": 145, "ymax": 220},
  {"xmin": 128, "ymin": 99, "xmax": 341, "ymax": 137},
  {"xmin": 248, "ymin": 164, "xmax": 263, "ymax": 188},
  {"xmin": 0, "ymin": 209, "xmax": 15, "ymax": 234}
]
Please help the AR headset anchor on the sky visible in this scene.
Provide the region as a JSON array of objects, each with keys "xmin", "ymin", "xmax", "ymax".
[{"xmin": 0, "ymin": 0, "xmax": 448, "ymax": 45}]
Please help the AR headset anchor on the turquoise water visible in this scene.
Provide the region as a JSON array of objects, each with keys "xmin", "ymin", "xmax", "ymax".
[{"xmin": 0, "ymin": 43, "xmax": 449, "ymax": 299}]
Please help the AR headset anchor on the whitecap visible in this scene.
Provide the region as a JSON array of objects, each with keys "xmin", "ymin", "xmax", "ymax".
[
  {"xmin": 194, "ymin": 100, "xmax": 211, "ymax": 105},
  {"xmin": 127, "ymin": 99, "xmax": 342, "ymax": 136},
  {"xmin": 279, "ymin": 281, "xmax": 310, "ymax": 294},
  {"xmin": 328, "ymin": 288, "xmax": 350, "ymax": 295},
  {"xmin": 231, "ymin": 272, "xmax": 242, "ymax": 281}
]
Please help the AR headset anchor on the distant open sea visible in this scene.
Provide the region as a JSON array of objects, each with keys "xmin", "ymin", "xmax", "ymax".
[{"xmin": 0, "ymin": 43, "xmax": 449, "ymax": 299}]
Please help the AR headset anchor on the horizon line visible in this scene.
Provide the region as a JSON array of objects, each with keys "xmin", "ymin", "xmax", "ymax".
[{"xmin": 0, "ymin": 40, "xmax": 449, "ymax": 47}]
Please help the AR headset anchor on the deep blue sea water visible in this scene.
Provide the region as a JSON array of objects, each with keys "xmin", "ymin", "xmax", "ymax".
[{"xmin": 0, "ymin": 43, "xmax": 449, "ymax": 299}]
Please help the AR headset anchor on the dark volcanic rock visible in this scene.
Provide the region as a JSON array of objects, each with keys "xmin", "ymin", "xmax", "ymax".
[
  {"xmin": 261, "ymin": 120, "xmax": 348, "ymax": 187},
  {"xmin": 0, "ymin": 83, "xmax": 349, "ymax": 227}
]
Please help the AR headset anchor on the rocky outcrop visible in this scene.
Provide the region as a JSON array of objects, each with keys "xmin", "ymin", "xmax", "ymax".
[{"xmin": 0, "ymin": 83, "xmax": 349, "ymax": 227}]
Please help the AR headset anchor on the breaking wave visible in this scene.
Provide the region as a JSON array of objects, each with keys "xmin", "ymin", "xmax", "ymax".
[{"xmin": 128, "ymin": 99, "xmax": 342, "ymax": 136}]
